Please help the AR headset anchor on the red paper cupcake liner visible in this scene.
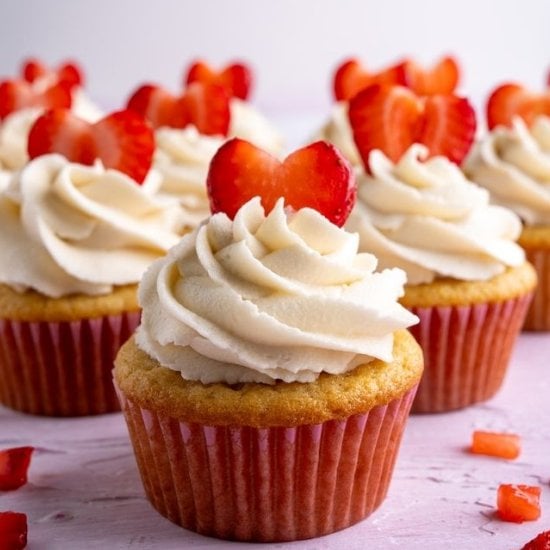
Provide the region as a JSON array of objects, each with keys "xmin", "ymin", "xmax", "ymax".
[
  {"xmin": 0, "ymin": 311, "xmax": 140, "ymax": 416},
  {"xmin": 116, "ymin": 385, "xmax": 417, "ymax": 542},
  {"xmin": 523, "ymin": 248, "xmax": 550, "ymax": 330},
  {"xmin": 408, "ymin": 294, "xmax": 532, "ymax": 413}
]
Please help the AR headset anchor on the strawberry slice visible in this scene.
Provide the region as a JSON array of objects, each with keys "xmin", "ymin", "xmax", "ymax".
[
  {"xmin": 487, "ymin": 83, "xmax": 550, "ymax": 130},
  {"xmin": 0, "ymin": 512, "xmax": 27, "ymax": 550},
  {"xmin": 0, "ymin": 447, "xmax": 34, "ymax": 491},
  {"xmin": 22, "ymin": 57, "xmax": 83, "ymax": 88},
  {"xmin": 207, "ymin": 138, "xmax": 356, "ymax": 226},
  {"xmin": 0, "ymin": 80, "xmax": 72, "ymax": 120},
  {"xmin": 403, "ymin": 56, "xmax": 460, "ymax": 95},
  {"xmin": 497, "ymin": 484, "xmax": 541, "ymax": 523},
  {"xmin": 333, "ymin": 58, "xmax": 408, "ymax": 101},
  {"xmin": 522, "ymin": 530, "xmax": 550, "ymax": 550},
  {"xmin": 348, "ymin": 84, "xmax": 476, "ymax": 167},
  {"xmin": 185, "ymin": 60, "xmax": 252, "ymax": 100},
  {"xmin": 127, "ymin": 81, "xmax": 230, "ymax": 136},
  {"xmin": 470, "ymin": 431, "xmax": 521, "ymax": 459},
  {"xmin": 27, "ymin": 109, "xmax": 155, "ymax": 183}
]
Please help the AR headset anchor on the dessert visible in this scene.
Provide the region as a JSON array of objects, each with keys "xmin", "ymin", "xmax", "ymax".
[
  {"xmin": 345, "ymin": 84, "xmax": 536, "ymax": 413},
  {"xmin": 0, "ymin": 108, "xmax": 181, "ymax": 416},
  {"xmin": 114, "ymin": 139, "xmax": 423, "ymax": 541}
]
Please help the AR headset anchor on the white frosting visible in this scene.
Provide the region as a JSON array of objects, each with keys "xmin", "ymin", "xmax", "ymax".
[
  {"xmin": 136, "ymin": 197, "xmax": 418, "ymax": 385},
  {"xmin": 464, "ymin": 116, "xmax": 550, "ymax": 226},
  {"xmin": 0, "ymin": 154, "xmax": 181, "ymax": 297},
  {"xmin": 347, "ymin": 144, "xmax": 525, "ymax": 285}
]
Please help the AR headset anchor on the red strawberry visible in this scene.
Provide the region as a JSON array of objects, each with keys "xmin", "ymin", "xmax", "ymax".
[
  {"xmin": 487, "ymin": 83, "xmax": 550, "ymax": 130},
  {"xmin": 0, "ymin": 512, "xmax": 27, "ymax": 550},
  {"xmin": 349, "ymin": 84, "xmax": 476, "ymax": 167},
  {"xmin": 22, "ymin": 57, "xmax": 83, "ymax": 88},
  {"xmin": 185, "ymin": 60, "xmax": 252, "ymax": 100},
  {"xmin": 403, "ymin": 56, "xmax": 460, "ymax": 95},
  {"xmin": 0, "ymin": 80, "xmax": 72, "ymax": 120},
  {"xmin": 497, "ymin": 484, "xmax": 541, "ymax": 523},
  {"xmin": 127, "ymin": 81, "xmax": 230, "ymax": 136},
  {"xmin": 522, "ymin": 530, "xmax": 550, "ymax": 550},
  {"xmin": 28, "ymin": 109, "xmax": 155, "ymax": 183},
  {"xmin": 0, "ymin": 447, "xmax": 34, "ymax": 491},
  {"xmin": 333, "ymin": 58, "xmax": 408, "ymax": 101},
  {"xmin": 207, "ymin": 139, "xmax": 356, "ymax": 226}
]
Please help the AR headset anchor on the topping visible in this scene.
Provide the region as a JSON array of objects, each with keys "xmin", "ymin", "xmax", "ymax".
[
  {"xmin": 185, "ymin": 60, "xmax": 252, "ymax": 100},
  {"xmin": 27, "ymin": 109, "xmax": 154, "ymax": 183},
  {"xmin": 497, "ymin": 484, "xmax": 541, "ymax": 523},
  {"xmin": 21, "ymin": 57, "xmax": 83, "ymax": 88},
  {"xmin": 0, "ymin": 447, "xmax": 34, "ymax": 491},
  {"xmin": 333, "ymin": 58, "xmax": 407, "ymax": 101},
  {"xmin": 207, "ymin": 138, "xmax": 356, "ymax": 226},
  {"xmin": 127, "ymin": 81, "xmax": 230, "ymax": 136},
  {"xmin": 522, "ymin": 530, "xmax": 550, "ymax": 550},
  {"xmin": 403, "ymin": 56, "xmax": 460, "ymax": 96},
  {"xmin": 0, "ymin": 80, "xmax": 72, "ymax": 120},
  {"xmin": 349, "ymin": 84, "xmax": 476, "ymax": 167},
  {"xmin": 470, "ymin": 431, "xmax": 521, "ymax": 459},
  {"xmin": 487, "ymin": 83, "xmax": 550, "ymax": 130},
  {"xmin": 0, "ymin": 512, "xmax": 27, "ymax": 550}
]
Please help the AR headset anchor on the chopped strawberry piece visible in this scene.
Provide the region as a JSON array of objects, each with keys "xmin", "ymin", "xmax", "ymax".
[
  {"xmin": 22, "ymin": 57, "xmax": 83, "ymax": 88},
  {"xmin": 470, "ymin": 431, "xmax": 521, "ymax": 459},
  {"xmin": 0, "ymin": 512, "xmax": 27, "ymax": 550},
  {"xmin": 348, "ymin": 84, "xmax": 476, "ymax": 168},
  {"xmin": 185, "ymin": 60, "xmax": 252, "ymax": 100},
  {"xmin": 207, "ymin": 138, "xmax": 356, "ymax": 226},
  {"xmin": 403, "ymin": 56, "xmax": 460, "ymax": 96},
  {"xmin": 127, "ymin": 81, "xmax": 230, "ymax": 136},
  {"xmin": 0, "ymin": 80, "xmax": 72, "ymax": 120},
  {"xmin": 497, "ymin": 484, "xmax": 541, "ymax": 523},
  {"xmin": 487, "ymin": 83, "xmax": 550, "ymax": 130},
  {"xmin": 27, "ymin": 109, "xmax": 154, "ymax": 184},
  {"xmin": 0, "ymin": 447, "xmax": 33, "ymax": 491},
  {"xmin": 522, "ymin": 530, "xmax": 550, "ymax": 550},
  {"xmin": 333, "ymin": 57, "xmax": 407, "ymax": 101}
]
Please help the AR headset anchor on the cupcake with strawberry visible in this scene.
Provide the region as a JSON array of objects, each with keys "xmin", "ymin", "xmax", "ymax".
[
  {"xmin": 0, "ymin": 58, "xmax": 103, "ymax": 185},
  {"xmin": 0, "ymin": 107, "xmax": 181, "ymax": 416},
  {"xmin": 344, "ymin": 83, "xmax": 537, "ymax": 413},
  {"xmin": 114, "ymin": 138, "xmax": 423, "ymax": 541},
  {"xmin": 315, "ymin": 55, "xmax": 460, "ymax": 167},
  {"xmin": 126, "ymin": 60, "xmax": 282, "ymax": 229},
  {"xmin": 464, "ymin": 77, "xmax": 550, "ymax": 329}
]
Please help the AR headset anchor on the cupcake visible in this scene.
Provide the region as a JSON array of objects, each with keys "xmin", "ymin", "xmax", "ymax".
[
  {"xmin": 114, "ymin": 139, "xmax": 423, "ymax": 542},
  {"xmin": 0, "ymin": 108, "xmax": 181, "ymax": 416},
  {"xmin": 345, "ymin": 84, "xmax": 537, "ymax": 413},
  {"xmin": 315, "ymin": 55, "xmax": 460, "ymax": 167},
  {"xmin": 126, "ymin": 60, "xmax": 282, "ymax": 230},
  {"xmin": 464, "ymin": 81, "xmax": 550, "ymax": 330}
]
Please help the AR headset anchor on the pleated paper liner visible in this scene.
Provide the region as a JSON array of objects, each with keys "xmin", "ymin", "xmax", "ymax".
[
  {"xmin": 523, "ymin": 248, "xmax": 550, "ymax": 330},
  {"xmin": 408, "ymin": 294, "xmax": 532, "ymax": 413},
  {"xmin": 0, "ymin": 311, "xmax": 140, "ymax": 416},
  {"xmin": 116, "ymin": 385, "xmax": 417, "ymax": 542}
]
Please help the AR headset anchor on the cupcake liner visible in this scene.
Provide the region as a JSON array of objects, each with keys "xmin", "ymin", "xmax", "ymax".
[
  {"xmin": 408, "ymin": 294, "xmax": 532, "ymax": 413},
  {"xmin": 523, "ymin": 248, "xmax": 550, "ymax": 330},
  {"xmin": 116, "ymin": 385, "xmax": 417, "ymax": 542},
  {"xmin": 0, "ymin": 311, "xmax": 140, "ymax": 416}
]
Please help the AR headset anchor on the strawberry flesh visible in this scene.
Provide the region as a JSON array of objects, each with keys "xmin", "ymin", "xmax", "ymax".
[
  {"xmin": 185, "ymin": 60, "xmax": 252, "ymax": 100},
  {"xmin": 22, "ymin": 57, "xmax": 83, "ymax": 88},
  {"xmin": 497, "ymin": 484, "xmax": 541, "ymax": 523},
  {"xmin": 0, "ymin": 512, "xmax": 27, "ymax": 550},
  {"xmin": 403, "ymin": 56, "xmax": 460, "ymax": 95},
  {"xmin": 0, "ymin": 447, "xmax": 34, "ymax": 491},
  {"xmin": 522, "ymin": 530, "xmax": 550, "ymax": 550},
  {"xmin": 470, "ymin": 431, "xmax": 521, "ymax": 459},
  {"xmin": 207, "ymin": 138, "xmax": 356, "ymax": 226}
]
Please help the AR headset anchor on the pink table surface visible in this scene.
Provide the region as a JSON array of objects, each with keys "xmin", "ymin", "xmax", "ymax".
[{"xmin": 1, "ymin": 333, "xmax": 549, "ymax": 550}]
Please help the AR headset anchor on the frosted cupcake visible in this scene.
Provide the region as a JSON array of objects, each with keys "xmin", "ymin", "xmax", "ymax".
[
  {"xmin": 0, "ymin": 108, "xmax": 181, "ymax": 416},
  {"xmin": 114, "ymin": 139, "xmax": 423, "ymax": 541},
  {"xmin": 345, "ymin": 85, "xmax": 536, "ymax": 413},
  {"xmin": 464, "ymin": 81, "xmax": 550, "ymax": 329}
]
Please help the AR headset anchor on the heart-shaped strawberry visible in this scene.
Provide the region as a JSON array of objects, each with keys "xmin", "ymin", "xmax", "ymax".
[
  {"xmin": 0, "ymin": 79, "xmax": 72, "ymax": 120},
  {"xmin": 487, "ymin": 83, "xmax": 550, "ymax": 130},
  {"xmin": 27, "ymin": 109, "xmax": 155, "ymax": 183},
  {"xmin": 127, "ymin": 81, "xmax": 230, "ymax": 136},
  {"xmin": 333, "ymin": 58, "xmax": 408, "ymax": 101},
  {"xmin": 403, "ymin": 56, "xmax": 460, "ymax": 96},
  {"xmin": 207, "ymin": 139, "xmax": 356, "ymax": 226},
  {"xmin": 22, "ymin": 57, "xmax": 83, "ymax": 88},
  {"xmin": 349, "ymin": 84, "xmax": 476, "ymax": 167},
  {"xmin": 185, "ymin": 60, "xmax": 252, "ymax": 100}
]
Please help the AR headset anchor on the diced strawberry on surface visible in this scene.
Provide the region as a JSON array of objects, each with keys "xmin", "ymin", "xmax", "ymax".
[
  {"xmin": 0, "ymin": 447, "xmax": 34, "ymax": 491},
  {"xmin": 0, "ymin": 512, "xmax": 27, "ymax": 550},
  {"xmin": 522, "ymin": 530, "xmax": 550, "ymax": 550},
  {"xmin": 470, "ymin": 431, "xmax": 521, "ymax": 459},
  {"xmin": 497, "ymin": 484, "xmax": 541, "ymax": 523}
]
